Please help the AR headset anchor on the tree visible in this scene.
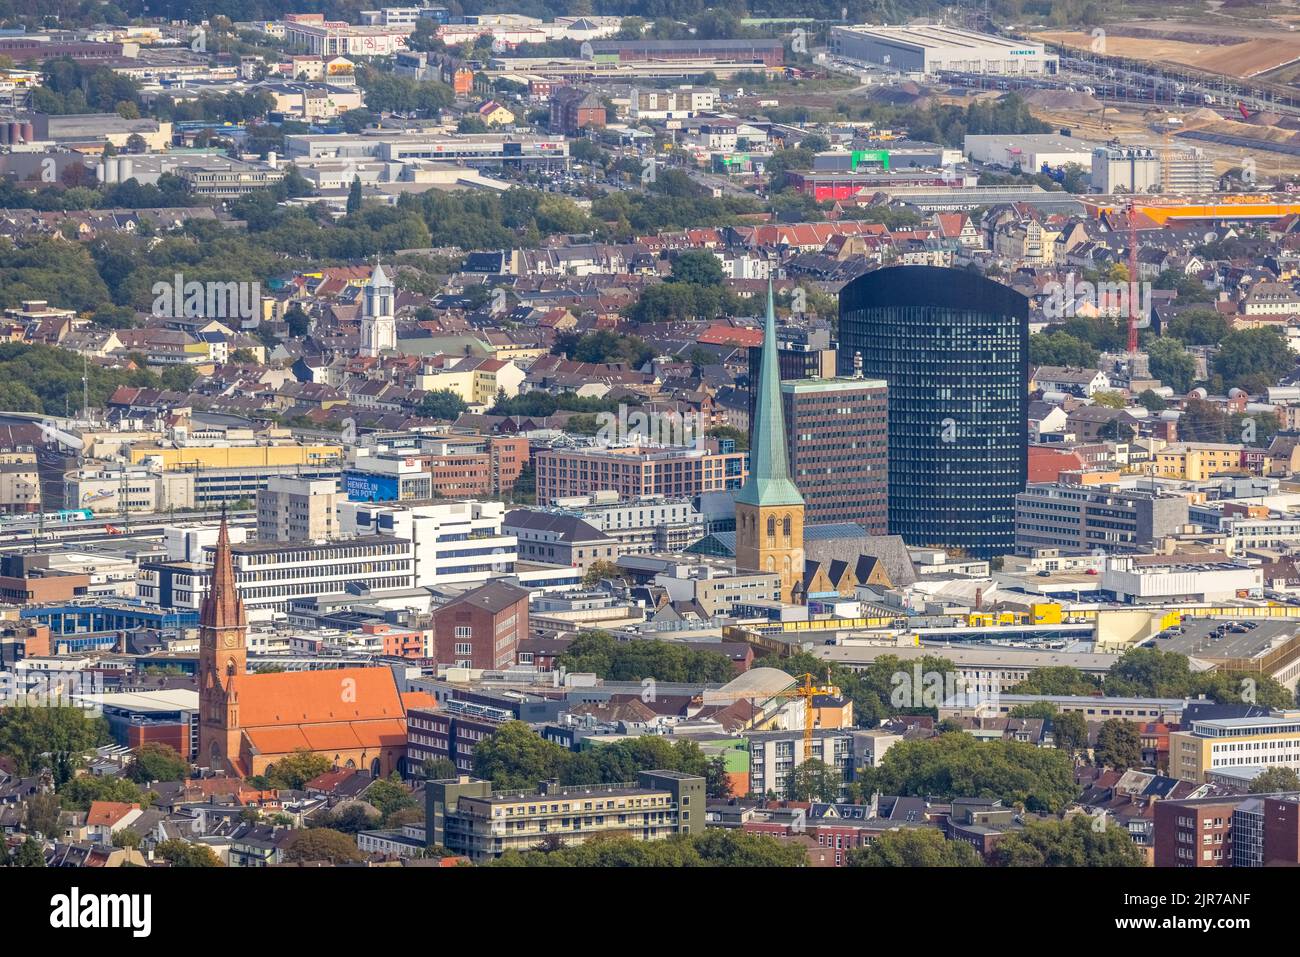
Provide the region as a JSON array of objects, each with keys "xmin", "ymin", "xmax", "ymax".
[
  {"xmin": 284, "ymin": 828, "xmax": 365, "ymax": 865},
  {"xmin": 1029, "ymin": 331, "xmax": 1099, "ymax": 368},
  {"xmin": 13, "ymin": 837, "xmax": 46, "ymax": 867},
  {"xmin": 112, "ymin": 828, "xmax": 142, "ymax": 849},
  {"xmin": 1146, "ymin": 338, "xmax": 1197, "ymax": 393},
  {"xmin": 347, "ymin": 175, "xmax": 363, "ymax": 215},
  {"xmin": 285, "ymin": 303, "xmax": 311, "ymax": 338},
  {"xmin": 473, "ymin": 720, "xmax": 571, "ymax": 791},
  {"xmin": 1011, "ymin": 666, "xmax": 1101, "ymax": 696},
  {"xmin": 1213, "ymin": 327, "xmax": 1294, "ymax": 393},
  {"xmin": 1247, "ymin": 766, "xmax": 1300, "ymax": 793},
  {"xmin": 848, "ymin": 827, "xmax": 983, "ymax": 867},
  {"xmin": 417, "ymin": 388, "xmax": 469, "ymax": 420},
  {"xmin": 1052, "ymin": 710, "xmax": 1089, "ymax": 757},
  {"xmin": 707, "ymin": 425, "xmax": 748, "ymax": 451},
  {"xmin": 263, "ymin": 749, "xmax": 332, "ymax": 790},
  {"xmin": 0, "ymin": 704, "xmax": 110, "ymax": 775},
  {"xmin": 860, "ymin": 734, "xmax": 1076, "ymax": 813},
  {"xmin": 421, "ymin": 757, "xmax": 458, "ymax": 780},
  {"xmin": 24, "ymin": 791, "xmax": 62, "ymax": 839},
  {"xmin": 669, "ymin": 249, "xmax": 725, "ymax": 287},
  {"xmin": 786, "ymin": 758, "xmax": 839, "ymax": 802},
  {"xmin": 366, "ymin": 775, "xmax": 417, "ymax": 823},
  {"xmin": 127, "ymin": 742, "xmax": 189, "ymax": 784},
  {"xmin": 1135, "ymin": 389, "xmax": 1167, "ymax": 412},
  {"xmin": 1094, "ymin": 719, "xmax": 1142, "ymax": 770},
  {"xmin": 155, "ymin": 838, "xmax": 222, "ymax": 867},
  {"xmin": 706, "ymin": 755, "xmax": 733, "ymax": 799},
  {"xmin": 992, "ymin": 815, "xmax": 1144, "ymax": 867},
  {"xmin": 1091, "ymin": 390, "xmax": 1126, "ymax": 409},
  {"xmin": 60, "ymin": 774, "xmax": 149, "ymax": 811},
  {"xmin": 582, "ymin": 559, "xmax": 622, "ymax": 587},
  {"xmin": 556, "ymin": 630, "xmax": 733, "ymax": 684}
]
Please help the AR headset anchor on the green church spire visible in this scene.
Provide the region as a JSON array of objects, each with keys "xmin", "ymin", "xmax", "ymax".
[{"xmin": 735, "ymin": 279, "xmax": 804, "ymax": 508}]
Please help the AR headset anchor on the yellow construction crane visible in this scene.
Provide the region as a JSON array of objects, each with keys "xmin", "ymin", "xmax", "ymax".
[
  {"xmin": 708, "ymin": 671, "xmax": 842, "ymax": 762},
  {"xmin": 784, "ymin": 672, "xmax": 842, "ymax": 762}
]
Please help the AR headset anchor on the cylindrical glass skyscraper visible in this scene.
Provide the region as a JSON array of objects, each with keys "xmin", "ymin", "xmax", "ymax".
[{"xmin": 837, "ymin": 265, "xmax": 1028, "ymax": 558}]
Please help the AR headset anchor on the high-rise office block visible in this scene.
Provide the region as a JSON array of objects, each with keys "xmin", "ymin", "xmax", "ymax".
[
  {"xmin": 838, "ymin": 265, "xmax": 1028, "ymax": 558},
  {"xmin": 781, "ymin": 377, "xmax": 888, "ymax": 533}
]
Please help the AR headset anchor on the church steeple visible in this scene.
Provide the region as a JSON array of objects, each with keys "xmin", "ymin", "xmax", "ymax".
[
  {"xmin": 736, "ymin": 280, "xmax": 804, "ymax": 509},
  {"xmin": 361, "ymin": 261, "xmax": 396, "ymax": 358},
  {"xmin": 198, "ymin": 510, "xmax": 247, "ymax": 773},
  {"xmin": 201, "ymin": 509, "xmax": 246, "ymax": 631},
  {"xmin": 733, "ymin": 279, "xmax": 806, "ymax": 604}
]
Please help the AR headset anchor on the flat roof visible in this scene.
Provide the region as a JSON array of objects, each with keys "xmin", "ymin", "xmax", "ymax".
[
  {"xmin": 818, "ymin": 643, "xmax": 1119, "ymax": 671},
  {"xmin": 1153, "ymin": 618, "xmax": 1300, "ymax": 661},
  {"xmin": 79, "ymin": 689, "xmax": 199, "ymax": 712}
]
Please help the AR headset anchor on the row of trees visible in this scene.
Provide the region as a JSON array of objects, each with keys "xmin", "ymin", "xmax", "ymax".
[
  {"xmin": 473, "ymin": 720, "xmax": 732, "ymax": 797},
  {"xmin": 556, "ymin": 630, "xmax": 735, "ymax": 684}
]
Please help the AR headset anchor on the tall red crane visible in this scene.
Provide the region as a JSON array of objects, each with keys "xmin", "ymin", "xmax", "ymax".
[{"xmin": 1127, "ymin": 200, "xmax": 1139, "ymax": 356}]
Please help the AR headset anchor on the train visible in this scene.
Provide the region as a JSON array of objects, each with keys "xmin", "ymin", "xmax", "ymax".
[{"xmin": 0, "ymin": 508, "xmax": 94, "ymax": 526}]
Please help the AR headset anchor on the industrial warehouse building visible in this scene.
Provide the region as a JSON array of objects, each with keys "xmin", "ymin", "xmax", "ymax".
[{"xmin": 831, "ymin": 24, "xmax": 1057, "ymax": 76}]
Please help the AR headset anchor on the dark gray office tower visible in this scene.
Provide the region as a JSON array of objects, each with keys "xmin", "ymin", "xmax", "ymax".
[{"xmin": 837, "ymin": 266, "xmax": 1028, "ymax": 558}]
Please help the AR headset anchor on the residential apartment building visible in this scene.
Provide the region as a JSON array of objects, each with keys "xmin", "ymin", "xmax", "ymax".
[
  {"xmin": 1150, "ymin": 443, "xmax": 1246, "ymax": 481},
  {"xmin": 1014, "ymin": 483, "xmax": 1189, "ymax": 554},
  {"xmin": 748, "ymin": 729, "xmax": 869, "ymax": 801},
  {"xmin": 534, "ymin": 443, "xmax": 747, "ymax": 505},
  {"xmin": 426, "ymin": 771, "xmax": 705, "ymax": 863},
  {"xmin": 255, "ymin": 475, "xmax": 339, "ymax": 543}
]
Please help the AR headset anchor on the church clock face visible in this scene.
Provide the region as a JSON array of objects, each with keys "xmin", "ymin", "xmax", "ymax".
[{"xmin": 223, "ymin": 634, "xmax": 238, "ymax": 649}]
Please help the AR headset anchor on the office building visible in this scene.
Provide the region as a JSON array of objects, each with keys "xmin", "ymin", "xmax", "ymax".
[
  {"xmin": 1154, "ymin": 793, "xmax": 1300, "ymax": 867},
  {"xmin": 536, "ymin": 492, "xmax": 705, "ymax": 554},
  {"xmin": 745, "ymin": 324, "xmax": 837, "ymax": 422},
  {"xmin": 256, "ymin": 475, "xmax": 340, "ymax": 543},
  {"xmin": 838, "ymin": 265, "xmax": 1029, "ymax": 557},
  {"xmin": 338, "ymin": 500, "xmax": 516, "ymax": 590},
  {"xmin": 429, "ymin": 580, "xmax": 530, "ymax": 670},
  {"xmin": 1014, "ymin": 483, "xmax": 1189, "ymax": 554},
  {"xmin": 407, "ymin": 699, "xmax": 514, "ymax": 775},
  {"xmin": 831, "ymin": 24, "xmax": 1057, "ymax": 75},
  {"xmin": 138, "ymin": 535, "xmax": 416, "ymax": 617},
  {"xmin": 781, "ymin": 377, "xmax": 889, "ymax": 534},
  {"xmin": 533, "ymin": 442, "xmax": 746, "ymax": 506},
  {"xmin": 1170, "ymin": 715, "xmax": 1300, "ymax": 783},
  {"xmin": 425, "ymin": 770, "xmax": 705, "ymax": 863}
]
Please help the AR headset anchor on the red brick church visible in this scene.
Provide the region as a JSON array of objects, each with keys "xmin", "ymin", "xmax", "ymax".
[{"xmin": 198, "ymin": 514, "xmax": 431, "ymax": 778}]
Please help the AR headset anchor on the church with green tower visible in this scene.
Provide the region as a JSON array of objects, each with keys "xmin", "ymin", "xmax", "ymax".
[{"xmin": 734, "ymin": 280, "xmax": 807, "ymax": 604}]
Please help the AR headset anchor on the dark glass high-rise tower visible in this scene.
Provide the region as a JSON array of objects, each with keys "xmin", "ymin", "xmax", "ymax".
[{"xmin": 837, "ymin": 266, "xmax": 1028, "ymax": 558}]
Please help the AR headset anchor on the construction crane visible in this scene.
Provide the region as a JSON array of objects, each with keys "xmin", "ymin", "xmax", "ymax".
[
  {"xmin": 1126, "ymin": 198, "xmax": 1140, "ymax": 357},
  {"xmin": 708, "ymin": 671, "xmax": 842, "ymax": 762}
]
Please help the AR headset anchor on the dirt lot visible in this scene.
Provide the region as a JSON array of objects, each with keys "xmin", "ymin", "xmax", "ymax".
[{"xmin": 1034, "ymin": 29, "xmax": 1300, "ymax": 78}]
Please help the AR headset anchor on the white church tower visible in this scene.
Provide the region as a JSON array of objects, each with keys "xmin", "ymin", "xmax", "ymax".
[{"xmin": 360, "ymin": 263, "xmax": 396, "ymax": 357}]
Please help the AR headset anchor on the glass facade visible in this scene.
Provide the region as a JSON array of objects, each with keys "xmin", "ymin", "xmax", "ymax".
[{"xmin": 838, "ymin": 266, "xmax": 1028, "ymax": 557}]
